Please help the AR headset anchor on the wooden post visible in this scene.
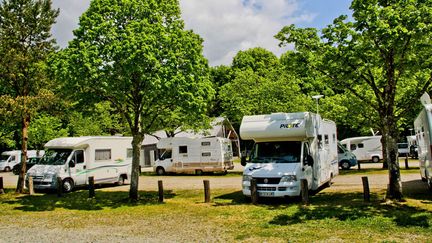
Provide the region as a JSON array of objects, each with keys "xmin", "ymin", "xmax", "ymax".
[
  {"xmin": 88, "ymin": 176, "xmax": 95, "ymax": 198},
  {"xmin": 203, "ymin": 180, "xmax": 211, "ymax": 203},
  {"xmin": 300, "ymin": 179, "xmax": 309, "ymax": 205},
  {"xmin": 57, "ymin": 177, "xmax": 62, "ymax": 197},
  {"xmin": 158, "ymin": 180, "xmax": 164, "ymax": 203},
  {"xmin": 362, "ymin": 176, "xmax": 370, "ymax": 202},
  {"xmin": 28, "ymin": 176, "xmax": 34, "ymax": 195},
  {"xmin": 405, "ymin": 155, "xmax": 409, "ymax": 169},
  {"xmin": 357, "ymin": 161, "xmax": 361, "ymax": 170},
  {"xmin": 0, "ymin": 177, "xmax": 4, "ymax": 194},
  {"xmin": 250, "ymin": 179, "xmax": 258, "ymax": 204}
]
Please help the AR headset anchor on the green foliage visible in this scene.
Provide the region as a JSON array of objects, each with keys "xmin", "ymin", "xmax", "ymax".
[
  {"xmin": 219, "ymin": 47, "xmax": 310, "ymax": 125},
  {"xmin": 28, "ymin": 114, "xmax": 68, "ymax": 150},
  {"xmin": 51, "ymin": 0, "xmax": 213, "ymax": 199}
]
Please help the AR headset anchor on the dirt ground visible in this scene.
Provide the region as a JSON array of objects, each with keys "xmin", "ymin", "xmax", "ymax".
[{"xmin": 1, "ymin": 161, "xmax": 427, "ymax": 194}]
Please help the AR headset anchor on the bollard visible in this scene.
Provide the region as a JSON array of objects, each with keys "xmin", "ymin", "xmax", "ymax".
[
  {"xmin": 362, "ymin": 176, "xmax": 370, "ymax": 202},
  {"xmin": 357, "ymin": 161, "xmax": 361, "ymax": 170},
  {"xmin": 158, "ymin": 180, "xmax": 164, "ymax": 203},
  {"xmin": 88, "ymin": 176, "xmax": 95, "ymax": 198},
  {"xmin": 28, "ymin": 177, "xmax": 34, "ymax": 195},
  {"xmin": 0, "ymin": 177, "xmax": 4, "ymax": 194},
  {"xmin": 57, "ymin": 177, "xmax": 62, "ymax": 197},
  {"xmin": 405, "ymin": 155, "xmax": 409, "ymax": 169},
  {"xmin": 203, "ymin": 180, "xmax": 211, "ymax": 203},
  {"xmin": 300, "ymin": 179, "xmax": 309, "ymax": 205},
  {"xmin": 250, "ymin": 179, "xmax": 258, "ymax": 204}
]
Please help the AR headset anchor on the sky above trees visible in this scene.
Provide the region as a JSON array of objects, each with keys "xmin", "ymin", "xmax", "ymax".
[{"xmin": 51, "ymin": 0, "xmax": 351, "ymax": 66}]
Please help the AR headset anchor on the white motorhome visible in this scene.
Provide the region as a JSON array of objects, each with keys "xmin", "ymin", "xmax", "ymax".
[
  {"xmin": 240, "ymin": 112, "xmax": 339, "ymax": 198},
  {"xmin": 340, "ymin": 136, "xmax": 382, "ymax": 162},
  {"xmin": 414, "ymin": 92, "xmax": 432, "ymax": 190},
  {"xmin": 0, "ymin": 150, "xmax": 41, "ymax": 172},
  {"xmin": 154, "ymin": 136, "xmax": 234, "ymax": 175},
  {"xmin": 26, "ymin": 136, "xmax": 132, "ymax": 192}
]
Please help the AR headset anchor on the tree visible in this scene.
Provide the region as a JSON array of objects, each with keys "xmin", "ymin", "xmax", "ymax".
[
  {"xmin": 276, "ymin": 0, "xmax": 432, "ymax": 199},
  {"xmin": 52, "ymin": 0, "xmax": 213, "ymax": 200},
  {"xmin": 28, "ymin": 114, "xmax": 68, "ymax": 151},
  {"xmin": 219, "ymin": 47, "xmax": 310, "ymax": 126},
  {"xmin": 0, "ymin": 0, "xmax": 59, "ymax": 193}
]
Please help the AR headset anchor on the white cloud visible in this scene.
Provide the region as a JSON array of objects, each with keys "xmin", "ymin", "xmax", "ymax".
[
  {"xmin": 50, "ymin": 0, "xmax": 315, "ymax": 66},
  {"xmin": 179, "ymin": 0, "xmax": 315, "ymax": 66}
]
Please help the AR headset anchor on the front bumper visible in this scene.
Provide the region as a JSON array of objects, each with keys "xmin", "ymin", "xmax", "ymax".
[
  {"xmin": 242, "ymin": 180, "xmax": 301, "ymax": 197},
  {"xmin": 26, "ymin": 176, "xmax": 58, "ymax": 190}
]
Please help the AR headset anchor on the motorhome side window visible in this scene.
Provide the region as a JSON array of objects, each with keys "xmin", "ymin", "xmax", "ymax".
[
  {"xmin": 95, "ymin": 149, "xmax": 111, "ymax": 161},
  {"xmin": 358, "ymin": 143, "xmax": 364, "ymax": 148},
  {"xmin": 201, "ymin": 142, "xmax": 211, "ymax": 146},
  {"xmin": 160, "ymin": 150, "xmax": 172, "ymax": 160},
  {"xmin": 74, "ymin": 150, "xmax": 84, "ymax": 163},
  {"xmin": 10, "ymin": 156, "xmax": 15, "ymax": 162},
  {"xmin": 318, "ymin": 135, "xmax": 323, "ymax": 148},
  {"xmin": 324, "ymin": 135, "xmax": 329, "ymax": 145},
  {"xmin": 202, "ymin": 152, "xmax": 211, "ymax": 157},
  {"xmin": 351, "ymin": 144, "xmax": 357, "ymax": 150},
  {"xmin": 179, "ymin": 146, "xmax": 188, "ymax": 154}
]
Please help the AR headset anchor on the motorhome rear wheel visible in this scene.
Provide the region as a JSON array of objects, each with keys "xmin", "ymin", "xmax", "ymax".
[
  {"xmin": 372, "ymin": 156, "xmax": 380, "ymax": 163},
  {"xmin": 116, "ymin": 175, "xmax": 125, "ymax": 186},
  {"xmin": 195, "ymin": 169, "xmax": 203, "ymax": 175}
]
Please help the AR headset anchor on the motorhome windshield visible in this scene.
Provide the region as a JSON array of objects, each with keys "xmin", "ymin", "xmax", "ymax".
[
  {"xmin": 0, "ymin": 155, "xmax": 9, "ymax": 161},
  {"xmin": 250, "ymin": 141, "xmax": 301, "ymax": 163},
  {"xmin": 39, "ymin": 149, "xmax": 72, "ymax": 165}
]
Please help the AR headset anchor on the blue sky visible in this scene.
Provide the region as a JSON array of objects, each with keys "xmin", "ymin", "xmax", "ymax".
[{"xmin": 52, "ymin": 0, "xmax": 353, "ymax": 66}]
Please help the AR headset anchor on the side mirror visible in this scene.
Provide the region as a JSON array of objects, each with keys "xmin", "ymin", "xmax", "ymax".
[
  {"xmin": 241, "ymin": 156, "xmax": 247, "ymax": 166},
  {"xmin": 307, "ymin": 155, "xmax": 314, "ymax": 166},
  {"xmin": 69, "ymin": 160, "xmax": 75, "ymax": 168}
]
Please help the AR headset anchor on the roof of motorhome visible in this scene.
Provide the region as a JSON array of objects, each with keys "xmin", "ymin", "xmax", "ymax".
[
  {"xmin": 340, "ymin": 136, "xmax": 382, "ymax": 143},
  {"xmin": 1, "ymin": 150, "xmax": 21, "ymax": 155},
  {"xmin": 45, "ymin": 136, "xmax": 132, "ymax": 148}
]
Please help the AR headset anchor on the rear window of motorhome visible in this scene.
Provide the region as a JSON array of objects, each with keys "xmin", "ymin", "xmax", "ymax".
[
  {"xmin": 201, "ymin": 142, "xmax": 211, "ymax": 146},
  {"xmin": 95, "ymin": 149, "xmax": 111, "ymax": 160},
  {"xmin": 179, "ymin": 146, "xmax": 188, "ymax": 154}
]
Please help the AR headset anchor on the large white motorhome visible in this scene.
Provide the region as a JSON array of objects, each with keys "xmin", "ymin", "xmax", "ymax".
[
  {"xmin": 240, "ymin": 112, "xmax": 339, "ymax": 198},
  {"xmin": 414, "ymin": 93, "xmax": 432, "ymax": 190},
  {"xmin": 154, "ymin": 136, "xmax": 234, "ymax": 175},
  {"xmin": 0, "ymin": 150, "xmax": 42, "ymax": 172},
  {"xmin": 26, "ymin": 136, "xmax": 132, "ymax": 192},
  {"xmin": 340, "ymin": 136, "xmax": 383, "ymax": 162}
]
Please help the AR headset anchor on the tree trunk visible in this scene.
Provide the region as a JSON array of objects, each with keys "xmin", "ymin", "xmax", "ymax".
[
  {"xmin": 382, "ymin": 118, "xmax": 403, "ymax": 200},
  {"xmin": 381, "ymin": 136, "xmax": 388, "ymax": 169},
  {"xmin": 16, "ymin": 114, "xmax": 30, "ymax": 193},
  {"xmin": 129, "ymin": 133, "xmax": 144, "ymax": 201}
]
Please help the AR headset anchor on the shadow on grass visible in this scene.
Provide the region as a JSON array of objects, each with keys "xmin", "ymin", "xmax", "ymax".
[
  {"xmin": 2, "ymin": 190, "xmax": 176, "ymax": 212},
  {"xmin": 268, "ymin": 192, "xmax": 431, "ymax": 228},
  {"xmin": 402, "ymin": 179, "xmax": 432, "ymax": 202},
  {"xmin": 140, "ymin": 171, "xmax": 243, "ymax": 177},
  {"xmin": 339, "ymin": 167, "xmax": 419, "ymax": 175}
]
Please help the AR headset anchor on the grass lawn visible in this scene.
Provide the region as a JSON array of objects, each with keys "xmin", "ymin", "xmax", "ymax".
[{"xmin": 1, "ymin": 186, "xmax": 431, "ymax": 242}]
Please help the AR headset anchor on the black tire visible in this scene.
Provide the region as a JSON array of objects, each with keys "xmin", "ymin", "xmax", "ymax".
[
  {"xmin": 4, "ymin": 166, "xmax": 10, "ymax": 172},
  {"xmin": 427, "ymin": 177, "xmax": 432, "ymax": 192},
  {"xmin": 116, "ymin": 175, "xmax": 125, "ymax": 186},
  {"xmin": 195, "ymin": 169, "xmax": 203, "ymax": 176},
  {"xmin": 12, "ymin": 167, "xmax": 20, "ymax": 175},
  {"xmin": 156, "ymin": 167, "xmax": 165, "ymax": 176},
  {"xmin": 340, "ymin": 161, "xmax": 351, "ymax": 170},
  {"xmin": 372, "ymin": 156, "xmax": 380, "ymax": 163},
  {"xmin": 62, "ymin": 179, "xmax": 74, "ymax": 193}
]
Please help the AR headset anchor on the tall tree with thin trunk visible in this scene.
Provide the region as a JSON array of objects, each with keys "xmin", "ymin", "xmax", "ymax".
[
  {"xmin": 0, "ymin": 0, "xmax": 59, "ymax": 193},
  {"xmin": 52, "ymin": 0, "xmax": 213, "ymax": 201},
  {"xmin": 276, "ymin": 0, "xmax": 432, "ymax": 200}
]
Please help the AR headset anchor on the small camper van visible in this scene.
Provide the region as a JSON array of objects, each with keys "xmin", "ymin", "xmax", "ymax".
[
  {"xmin": 340, "ymin": 136, "xmax": 382, "ymax": 162},
  {"xmin": 414, "ymin": 93, "xmax": 432, "ymax": 190},
  {"xmin": 0, "ymin": 150, "xmax": 41, "ymax": 172},
  {"xmin": 240, "ymin": 112, "xmax": 339, "ymax": 198},
  {"xmin": 26, "ymin": 136, "xmax": 132, "ymax": 192},
  {"xmin": 154, "ymin": 137, "xmax": 234, "ymax": 175}
]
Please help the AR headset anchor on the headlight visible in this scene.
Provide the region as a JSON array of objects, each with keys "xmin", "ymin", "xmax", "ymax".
[
  {"xmin": 44, "ymin": 173, "xmax": 55, "ymax": 180},
  {"xmin": 280, "ymin": 175, "xmax": 297, "ymax": 182},
  {"xmin": 243, "ymin": 175, "xmax": 253, "ymax": 181}
]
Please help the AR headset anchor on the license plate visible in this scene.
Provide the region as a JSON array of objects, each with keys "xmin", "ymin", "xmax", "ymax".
[{"xmin": 258, "ymin": 191, "xmax": 274, "ymax": 197}]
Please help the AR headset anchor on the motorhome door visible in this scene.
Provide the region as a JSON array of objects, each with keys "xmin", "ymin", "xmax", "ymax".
[{"xmin": 70, "ymin": 150, "xmax": 86, "ymax": 185}]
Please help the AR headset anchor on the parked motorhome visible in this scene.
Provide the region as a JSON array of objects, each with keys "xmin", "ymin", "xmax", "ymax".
[
  {"xmin": 337, "ymin": 142, "xmax": 357, "ymax": 170},
  {"xmin": 407, "ymin": 135, "xmax": 418, "ymax": 159},
  {"xmin": 397, "ymin": 143, "xmax": 409, "ymax": 156},
  {"xmin": 154, "ymin": 137, "xmax": 234, "ymax": 175},
  {"xmin": 0, "ymin": 150, "xmax": 42, "ymax": 172},
  {"xmin": 26, "ymin": 136, "xmax": 132, "ymax": 192},
  {"xmin": 240, "ymin": 112, "xmax": 339, "ymax": 198},
  {"xmin": 340, "ymin": 136, "xmax": 382, "ymax": 162},
  {"xmin": 414, "ymin": 93, "xmax": 432, "ymax": 190}
]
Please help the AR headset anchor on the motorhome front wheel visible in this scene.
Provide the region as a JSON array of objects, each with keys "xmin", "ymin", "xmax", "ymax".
[{"xmin": 62, "ymin": 179, "xmax": 74, "ymax": 193}]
